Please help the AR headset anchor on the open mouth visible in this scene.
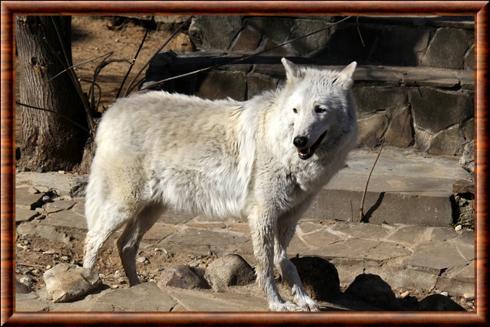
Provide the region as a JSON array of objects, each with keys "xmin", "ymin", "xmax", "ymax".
[{"xmin": 297, "ymin": 131, "xmax": 328, "ymax": 160}]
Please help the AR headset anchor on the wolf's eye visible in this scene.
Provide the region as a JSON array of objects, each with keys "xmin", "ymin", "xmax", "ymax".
[
  {"xmin": 314, "ymin": 105, "xmax": 327, "ymax": 113},
  {"xmin": 292, "ymin": 108, "xmax": 298, "ymax": 114}
]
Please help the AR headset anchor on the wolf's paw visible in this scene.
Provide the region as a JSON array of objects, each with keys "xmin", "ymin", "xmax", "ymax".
[
  {"xmin": 269, "ymin": 301, "xmax": 302, "ymax": 312},
  {"xmin": 295, "ymin": 295, "xmax": 320, "ymax": 312}
]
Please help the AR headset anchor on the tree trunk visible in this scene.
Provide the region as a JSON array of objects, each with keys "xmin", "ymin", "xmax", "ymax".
[{"xmin": 16, "ymin": 16, "xmax": 89, "ymax": 172}]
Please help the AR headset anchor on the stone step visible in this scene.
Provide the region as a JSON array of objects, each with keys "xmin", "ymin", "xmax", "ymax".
[{"xmin": 304, "ymin": 147, "xmax": 472, "ymax": 227}]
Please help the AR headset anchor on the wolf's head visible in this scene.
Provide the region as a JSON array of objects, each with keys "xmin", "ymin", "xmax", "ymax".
[{"xmin": 279, "ymin": 58, "xmax": 357, "ymax": 160}]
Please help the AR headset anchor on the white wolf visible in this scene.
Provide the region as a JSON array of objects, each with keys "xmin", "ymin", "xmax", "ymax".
[{"xmin": 83, "ymin": 59, "xmax": 358, "ymax": 311}]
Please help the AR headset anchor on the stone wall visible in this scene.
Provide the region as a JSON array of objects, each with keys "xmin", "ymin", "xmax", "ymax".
[{"xmin": 146, "ymin": 16, "xmax": 475, "ymax": 156}]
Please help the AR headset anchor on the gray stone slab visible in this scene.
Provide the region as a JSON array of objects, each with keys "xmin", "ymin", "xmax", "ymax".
[
  {"xmin": 330, "ymin": 221, "xmax": 391, "ymax": 240},
  {"xmin": 142, "ymin": 223, "xmax": 177, "ymax": 242},
  {"xmin": 16, "ymin": 187, "xmax": 43, "ymax": 208},
  {"xmin": 363, "ymin": 242, "xmax": 412, "ymax": 261},
  {"xmin": 318, "ymin": 238, "xmax": 380, "ymax": 260},
  {"xmin": 405, "ymin": 241, "xmax": 470, "ymax": 272},
  {"xmin": 303, "ymin": 148, "xmax": 471, "ymax": 227},
  {"xmin": 16, "ymin": 206, "xmax": 39, "ymax": 223},
  {"xmin": 158, "ymin": 227, "xmax": 252, "ymax": 257},
  {"xmin": 50, "ymin": 283, "xmax": 177, "ymax": 312},
  {"xmin": 16, "ymin": 292, "xmax": 50, "ymax": 312},
  {"xmin": 41, "ymin": 210, "xmax": 87, "ymax": 230},
  {"xmin": 17, "ymin": 223, "xmax": 72, "ymax": 245},
  {"xmin": 165, "ymin": 287, "xmax": 267, "ymax": 311},
  {"xmin": 386, "ymin": 225, "xmax": 433, "ymax": 247},
  {"xmin": 368, "ymin": 263, "xmax": 439, "ymax": 292},
  {"xmin": 45, "ymin": 200, "xmax": 77, "ymax": 214},
  {"xmin": 300, "ymin": 229, "xmax": 341, "ymax": 249},
  {"xmin": 16, "ymin": 172, "xmax": 87, "ymax": 195}
]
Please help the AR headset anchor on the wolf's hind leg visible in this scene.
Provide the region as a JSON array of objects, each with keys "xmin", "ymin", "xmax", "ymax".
[
  {"xmin": 274, "ymin": 207, "xmax": 320, "ymax": 311},
  {"xmin": 249, "ymin": 206, "xmax": 301, "ymax": 312},
  {"xmin": 116, "ymin": 204, "xmax": 164, "ymax": 286}
]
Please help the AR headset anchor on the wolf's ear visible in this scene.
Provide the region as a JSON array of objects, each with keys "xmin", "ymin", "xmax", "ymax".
[
  {"xmin": 335, "ymin": 61, "xmax": 357, "ymax": 89},
  {"xmin": 282, "ymin": 58, "xmax": 303, "ymax": 81}
]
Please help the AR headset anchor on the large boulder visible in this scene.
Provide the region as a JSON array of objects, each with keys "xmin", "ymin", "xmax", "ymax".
[{"xmin": 158, "ymin": 265, "xmax": 210, "ymax": 290}]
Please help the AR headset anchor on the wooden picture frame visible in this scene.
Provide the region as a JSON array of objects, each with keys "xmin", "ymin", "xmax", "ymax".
[{"xmin": 1, "ymin": 1, "xmax": 488, "ymax": 325}]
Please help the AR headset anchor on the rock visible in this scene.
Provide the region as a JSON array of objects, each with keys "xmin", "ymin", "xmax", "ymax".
[
  {"xmin": 43, "ymin": 263, "xmax": 102, "ymax": 303},
  {"xmin": 357, "ymin": 113, "xmax": 388, "ymax": 148},
  {"xmin": 247, "ymin": 73, "xmax": 277, "ymax": 99},
  {"xmin": 16, "ymin": 292, "xmax": 49, "ymax": 312},
  {"xmin": 421, "ymin": 28, "xmax": 472, "ymax": 69},
  {"xmin": 230, "ymin": 25, "xmax": 262, "ymax": 53},
  {"xmin": 459, "ymin": 141, "xmax": 474, "ymax": 174},
  {"xmin": 409, "ymin": 87, "xmax": 473, "ymax": 134},
  {"xmin": 28, "ymin": 186, "xmax": 40, "ymax": 194},
  {"xmin": 70, "ymin": 180, "xmax": 87, "ymax": 197},
  {"xmin": 188, "ymin": 16, "xmax": 242, "ymax": 50},
  {"xmin": 158, "ymin": 265, "xmax": 210, "ymax": 290},
  {"xmin": 427, "ymin": 125, "xmax": 465, "ymax": 156},
  {"xmin": 16, "ymin": 278, "xmax": 33, "ymax": 294},
  {"xmin": 15, "ymin": 206, "xmax": 40, "ymax": 223},
  {"xmin": 463, "ymin": 293, "xmax": 474, "ymax": 301},
  {"xmin": 464, "ymin": 44, "xmax": 475, "ymax": 70},
  {"xmin": 353, "ymin": 86, "xmax": 409, "ymax": 116},
  {"xmin": 344, "ymin": 273, "xmax": 401, "ymax": 310},
  {"xmin": 205, "ymin": 254, "xmax": 255, "ymax": 291},
  {"xmin": 197, "ymin": 70, "xmax": 247, "ymax": 101},
  {"xmin": 417, "ymin": 294, "xmax": 465, "ymax": 311},
  {"xmin": 290, "ymin": 256, "xmax": 341, "ymax": 301},
  {"xmin": 384, "ymin": 106, "xmax": 414, "ymax": 147}
]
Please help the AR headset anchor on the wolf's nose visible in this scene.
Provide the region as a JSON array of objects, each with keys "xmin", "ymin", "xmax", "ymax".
[{"xmin": 293, "ymin": 136, "xmax": 308, "ymax": 148}]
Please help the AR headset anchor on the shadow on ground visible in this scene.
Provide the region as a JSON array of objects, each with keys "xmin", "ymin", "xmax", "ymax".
[{"xmin": 292, "ymin": 256, "xmax": 465, "ymax": 311}]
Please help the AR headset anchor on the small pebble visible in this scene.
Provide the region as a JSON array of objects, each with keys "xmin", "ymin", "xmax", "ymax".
[
  {"xmin": 60, "ymin": 255, "xmax": 70, "ymax": 261},
  {"xmin": 114, "ymin": 270, "xmax": 122, "ymax": 278},
  {"xmin": 58, "ymin": 170, "xmax": 65, "ymax": 174},
  {"xmin": 111, "ymin": 285, "xmax": 119, "ymax": 289},
  {"xmin": 440, "ymin": 291, "xmax": 448, "ymax": 296},
  {"xmin": 136, "ymin": 256, "xmax": 147, "ymax": 263},
  {"xmin": 45, "ymin": 265, "xmax": 52, "ymax": 269},
  {"xmin": 455, "ymin": 225, "xmax": 462, "ymax": 231},
  {"xmin": 400, "ymin": 291, "xmax": 410, "ymax": 298},
  {"xmin": 463, "ymin": 293, "xmax": 475, "ymax": 301},
  {"xmin": 98, "ymin": 273, "xmax": 105, "ymax": 278}
]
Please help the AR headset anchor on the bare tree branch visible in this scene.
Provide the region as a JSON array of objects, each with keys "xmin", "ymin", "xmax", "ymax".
[
  {"xmin": 125, "ymin": 16, "xmax": 193, "ymax": 95},
  {"xmin": 359, "ymin": 140, "xmax": 385, "ymax": 222},
  {"xmin": 116, "ymin": 18, "xmax": 151, "ymax": 99}
]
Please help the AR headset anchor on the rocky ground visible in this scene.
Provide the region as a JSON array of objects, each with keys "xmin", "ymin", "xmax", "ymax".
[{"xmin": 15, "ymin": 170, "xmax": 475, "ymax": 312}]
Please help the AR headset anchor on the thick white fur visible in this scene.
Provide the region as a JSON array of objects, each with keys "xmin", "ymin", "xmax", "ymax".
[{"xmin": 83, "ymin": 59, "xmax": 358, "ymax": 311}]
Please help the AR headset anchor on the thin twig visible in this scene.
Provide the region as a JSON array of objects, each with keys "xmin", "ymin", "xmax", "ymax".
[
  {"xmin": 88, "ymin": 57, "xmax": 132, "ymax": 112},
  {"xmin": 116, "ymin": 20, "xmax": 151, "ymax": 99},
  {"xmin": 141, "ymin": 16, "xmax": 353, "ymax": 91},
  {"xmin": 359, "ymin": 140, "xmax": 385, "ymax": 222},
  {"xmin": 125, "ymin": 16, "xmax": 193, "ymax": 95},
  {"xmin": 356, "ymin": 16, "xmax": 366, "ymax": 48},
  {"xmin": 16, "ymin": 101, "xmax": 90, "ymax": 134},
  {"xmin": 48, "ymin": 51, "xmax": 114, "ymax": 82}
]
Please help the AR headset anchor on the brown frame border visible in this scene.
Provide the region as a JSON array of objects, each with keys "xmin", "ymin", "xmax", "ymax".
[{"xmin": 1, "ymin": 1, "xmax": 488, "ymax": 325}]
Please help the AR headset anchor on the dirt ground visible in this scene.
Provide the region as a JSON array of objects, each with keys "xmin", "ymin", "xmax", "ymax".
[{"xmin": 71, "ymin": 16, "xmax": 193, "ymax": 110}]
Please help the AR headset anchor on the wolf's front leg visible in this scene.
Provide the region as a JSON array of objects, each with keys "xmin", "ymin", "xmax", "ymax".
[
  {"xmin": 248, "ymin": 207, "xmax": 301, "ymax": 311},
  {"xmin": 274, "ymin": 208, "xmax": 320, "ymax": 311}
]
